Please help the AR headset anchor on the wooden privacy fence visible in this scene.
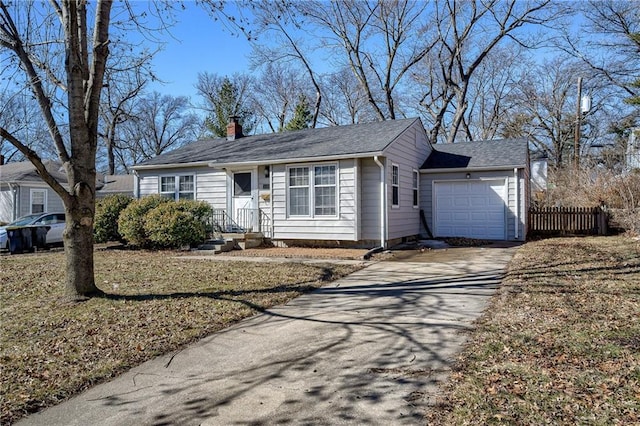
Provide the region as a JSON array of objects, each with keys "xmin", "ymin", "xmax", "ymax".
[{"xmin": 528, "ymin": 206, "xmax": 608, "ymax": 237}]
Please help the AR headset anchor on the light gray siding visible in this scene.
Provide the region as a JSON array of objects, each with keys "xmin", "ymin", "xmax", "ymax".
[
  {"xmin": 15, "ymin": 184, "xmax": 64, "ymax": 217},
  {"xmin": 271, "ymin": 159, "xmax": 358, "ymax": 241},
  {"xmin": 383, "ymin": 121, "xmax": 432, "ymax": 240},
  {"xmin": 136, "ymin": 166, "xmax": 227, "ymax": 209},
  {"xmin": 420, "ymin": 169, "xmax": 527, "ymax": 241}
]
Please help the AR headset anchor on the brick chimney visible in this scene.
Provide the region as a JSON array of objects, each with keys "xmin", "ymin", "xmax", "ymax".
[{"xmin": 226, "ymin": 116, "xmax": 243, "ymax": 141}]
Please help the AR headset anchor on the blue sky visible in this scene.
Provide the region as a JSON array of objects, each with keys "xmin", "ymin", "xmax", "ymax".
[{"xmin": 145, "ymin": 3, "xmax": 253, "ymax": 100}]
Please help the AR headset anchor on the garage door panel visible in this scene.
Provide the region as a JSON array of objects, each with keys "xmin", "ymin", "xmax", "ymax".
[{"xmin": 434, "ymin": 180, "xmax": 506, "ymax": 240}]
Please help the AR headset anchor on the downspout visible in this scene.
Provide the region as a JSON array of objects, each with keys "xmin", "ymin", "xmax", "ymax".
[
  {"xmin": 10, "ymin": 183, "xmax": 19, "ymax": 221},
  {"xmin": 374, "ymin": 156, "xmax": 387, "ymax": 249},
  {"xmin": 514, "ymin": 168, "xmax": 519, "ymax": 240},
  {"xmin": 269, "ymin": 164, "xmax": 274, "ymax": 239}
]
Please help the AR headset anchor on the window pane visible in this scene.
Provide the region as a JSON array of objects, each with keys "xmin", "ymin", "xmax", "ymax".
[
  {"xmin": 161, "ymin": 177, "xmax": 175, "ymax": 193},
  {"xmin": 413, "ymin": 171, "xmax": 418, "ymax": 188},
  {"xmin": 233, "ymin": 173, "xmax": 251, "ymax": 196},
  {"xmin": 392, "ymin": 186, "xmax": 399, "ymax": 206},
  {"xmin": 289, "ymin": 187, "xmax": 309, "ymax": 215},
  {"xmin": 31, "ymin": 190, "xmax": 45, "ymax": 213},
  {"xmin": 413, "ymin": 189, "xmax": 418, "ymax": 206},
  {"xmin": 315, "ymin": 186, "xmax": 336, "ymax": 215},
  {"xmin": 179, "ymin": 175, "xmax": 194, "ymax": 192},
  {"xmin": 289, "ymin": 167, "xmax": 309, "ymax": 187},
  {"xmin": 392, "ymin": 165, "xmax": 399, "ymax": 185},
  {"xmin": 314, "ymin": 165, "xmax": 335, "ymax": 185},
  {"xmin": 178, "ymin": 192, "xmax": 194, "ymax": 200}
]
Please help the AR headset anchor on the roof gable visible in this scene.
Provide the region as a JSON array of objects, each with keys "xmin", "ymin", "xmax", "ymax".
[
  {"xmin": 135, "ymin": 118, "xmax": 422, "ymax": 168},
  {"xmin": 421, "ymin": 138, "xmax": 529, "ymax": 170}
]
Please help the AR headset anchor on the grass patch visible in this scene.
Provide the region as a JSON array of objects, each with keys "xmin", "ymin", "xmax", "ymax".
[
  {"xmin": 0, "ymin": 249, "xmax": 361, "ymax": 424},
  {"xmin": 426, "ymin": 236, "xmax": 640, "ymax": 425}
]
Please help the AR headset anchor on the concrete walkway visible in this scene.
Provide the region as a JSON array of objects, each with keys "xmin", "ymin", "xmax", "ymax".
[{"xmin": 19, "ymin": 246, "xmax": 517, "ymax": 426}]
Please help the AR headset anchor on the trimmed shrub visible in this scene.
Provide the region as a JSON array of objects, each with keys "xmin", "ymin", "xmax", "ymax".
[
  {"xmin": 144, "ymin": 201, "xmax": 210, "ymax": 248},
  {"xmin": 118, "ymin": 195, "xmax": 171, "ymax": 247},
  {"xmin": 94, "ymin": 194, "xmax": 133, "ymax": 243}
]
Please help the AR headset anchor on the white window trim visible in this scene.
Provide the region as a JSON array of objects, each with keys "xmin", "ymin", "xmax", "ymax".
[
  {"xmin": 286, "ymin": 163, "xmax": 339, "ymax": 218},
  {"xmin": 391, "ymin": 163, "xmax": 400, "ymax": 208},
  {"xmin": 412, "ymin": 169, "xmax": 419, "ymax": 209},
  {"xmin": 30, "ymin": 188, "xmax": 47, "ymax": 214},
  {"xmin": 159, "ymin": 174, "xmax": 196, "ymax": 200}
]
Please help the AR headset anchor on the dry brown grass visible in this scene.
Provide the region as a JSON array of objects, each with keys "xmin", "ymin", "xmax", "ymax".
[
  {"xmin": 0, "ymin": 249, "xmax": 361, "ymax": 424},
  {"xmin": 426, "ymin": 236, "xmax": 640, "ymax": 425}
]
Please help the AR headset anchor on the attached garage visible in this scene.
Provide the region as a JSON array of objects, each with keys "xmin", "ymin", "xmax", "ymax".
[
  {"xmin": 420, "ymin": 138, "xmax": 530, "ymax": 241},
  {"xmin": 433, "ymin": 179, "xmax": 506, "ymax": 239}
]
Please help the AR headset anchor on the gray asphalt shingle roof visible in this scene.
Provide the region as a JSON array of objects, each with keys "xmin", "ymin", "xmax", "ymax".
[
  {"xmin": 421, "ymin": 138, "xmax": 529, "ymax": 170},
  {"xmin": 0, "ymin": 160, "xmax": 68, "ymax": 183},
  {"xmin": 135, "ymin": 118, "xmax": 420, "ymax": 167}
]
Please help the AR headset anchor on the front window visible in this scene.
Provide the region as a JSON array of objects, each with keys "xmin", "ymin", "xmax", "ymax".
[
  {"xmin": 288, "ymin": 164, "xmax": 337, "ymax": 217},
  {"xmin": 160, "ymin": 175, "xmax": 195, "ymax": 200},
  {"xmin": 30, "ymin": 189, "xmax": 46, "ymax": 214},
  {"xmin": 392, "ymin": 164, "xmax": 399, "ymax": 207}
]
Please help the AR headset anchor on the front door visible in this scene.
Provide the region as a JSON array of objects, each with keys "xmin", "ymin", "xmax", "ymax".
[{"xmin": 232, "ymin": 172, "xmax": 253, "ymax": 231}]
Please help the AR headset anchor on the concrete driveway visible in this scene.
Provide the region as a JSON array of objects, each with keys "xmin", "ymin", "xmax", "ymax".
[{"xmin": 19, "ymin": 245, "xmax": 517, "ymax": 426}]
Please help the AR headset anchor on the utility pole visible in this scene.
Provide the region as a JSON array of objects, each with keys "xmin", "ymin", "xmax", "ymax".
[{"xmin": 574, "ymin": 76, "xmax": 582, "ymax": 170}]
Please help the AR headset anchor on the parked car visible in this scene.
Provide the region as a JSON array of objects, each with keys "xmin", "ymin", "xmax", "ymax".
[{"xmin": 0, "ymin": 212, "xmax": 66, "ymax": 250}]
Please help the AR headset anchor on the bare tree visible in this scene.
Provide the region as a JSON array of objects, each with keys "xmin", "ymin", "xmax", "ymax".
[
  {"xmin": 99, "ymin": 66, "xmax": 147, "ymax": 174},
  {"xmin": 416, "ymin": 0, "xmax": 566, "ymax": 143},
  {"xmin": 499, "ymin": 58, "xmax": 598, "ymax": 168},
  {"xmin": 0, "ymin": 0, "xmax": 114, "ymax": 299},
  {"xmin": 320, "ymin": 68, "xmax": 375, "ymax": 126},
  {"xmin": 243, "ymin": 1, "xmax": 324, "ymax": 128},
  {"xmin": 121, "ymin": 91, "xmax": 199, "ymax": 164},
  {"xmin": 298, "ymin": 0, "xmax": 435, "ymax": 121},
  {"xmin": 563, "ymin": 0, "xmax": 639, "ymax": 103}
]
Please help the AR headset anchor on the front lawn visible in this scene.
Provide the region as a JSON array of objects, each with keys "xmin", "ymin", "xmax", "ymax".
[
  {"xmin": 0, "ymin": 249, "xmax": 361, "ymax": 424},
  {"xmin": 426, "ymin": 236, "xmax": 640, "ymax": 425}
]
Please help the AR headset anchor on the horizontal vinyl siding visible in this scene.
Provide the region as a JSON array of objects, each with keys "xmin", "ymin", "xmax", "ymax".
[
  {"xmin": 383, "ymin": 121, "xmax": 432, "ymax": 240},
  {"xmin": 420, "ymin": 169, "xmax": 526, "ymax": 241},
  {"xmin": 17, "ymin": 185, "xmax": 64, "ymax": 217},
  {"xmin": 272, "ymin": 159, "xmax": 357, "ymax": 241},
  {"xmin": 137, "ymin": 167, "xmax": 227, "ymax": 209}
]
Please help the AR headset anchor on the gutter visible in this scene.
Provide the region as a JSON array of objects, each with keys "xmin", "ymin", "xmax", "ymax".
[
  {"xmin": 132, "ymin": 161, "xmax": 212, "ymax": 171},
  {"xmin": 420, "ymin": 165, "xmax": 526, "ymax": 173},
  {"xmin": 209, "ymin": 151, "xmax": 386, "ymax": 169},
  {"xmin": 373, "ymin": 156, "xmax": 387, "ymax": 249}
]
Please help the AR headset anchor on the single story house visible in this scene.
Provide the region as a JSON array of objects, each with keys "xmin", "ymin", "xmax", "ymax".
[
  {"xmin": 0, "ymin": 160, "xmax": 134, "ymax": 223},
  {"xmin": 132, "ymin": 117, "xmax": 530, "ymax": 248}
]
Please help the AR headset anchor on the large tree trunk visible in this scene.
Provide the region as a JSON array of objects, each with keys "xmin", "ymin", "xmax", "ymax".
[{"xmin": 64, "ymin": 194, "xmax": 99, "ymax": 299}]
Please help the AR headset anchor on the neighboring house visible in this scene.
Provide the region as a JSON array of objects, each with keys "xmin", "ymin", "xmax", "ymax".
[
  {"xmin": 626, "ymin": 128, "xmax": 640, "ymax": 172},
  {"xmin": 0, "ymin": 160, "xmax": 134, "ymax": 223},
  {"xmin": 96, "ymin": 175, "xmax": 135, "ymax": 198},
  {"xmin": 0, "ymin": 160, "xmax": 66, "ymax": 223},
  {"xmin": 529, "ymin": 151, "xmax": 548, "ymax": 193},
  {"xmin": 133, "ymin": 117, "xmax": 530, "ymax": 247}
]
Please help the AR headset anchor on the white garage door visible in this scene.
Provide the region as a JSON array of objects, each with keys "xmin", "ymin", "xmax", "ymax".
[{"xmin": 434, "ymin": 180, "xmax": 506, "ymax": 240}]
